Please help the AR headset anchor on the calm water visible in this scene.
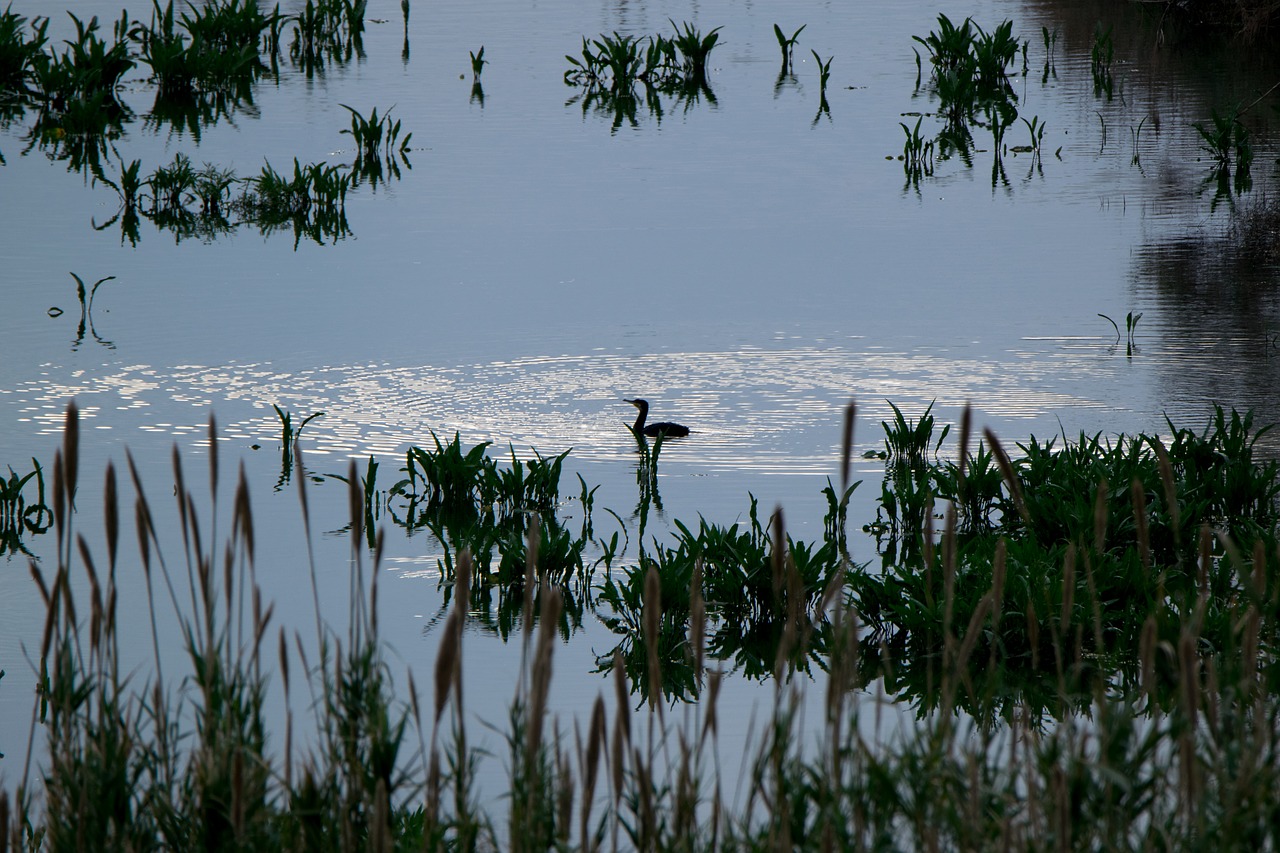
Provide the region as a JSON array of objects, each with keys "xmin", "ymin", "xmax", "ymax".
[{"xmin": 1, "ymin": 0, "xmax": 1278, "ymax": 784}]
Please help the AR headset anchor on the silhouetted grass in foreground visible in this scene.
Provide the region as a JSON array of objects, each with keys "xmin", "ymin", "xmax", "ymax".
[{"xmin": 7, "ymin": 400, "xmax": 1280, "ymax": 849}]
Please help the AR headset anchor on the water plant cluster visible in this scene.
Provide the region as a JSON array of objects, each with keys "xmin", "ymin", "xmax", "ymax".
[
  {"xmin": 93, "ymin": 146, "xmax": 364, "ymax": 247},
  {"xmin": 1194, "ymin": 104, "xmax": 1255, "ymax": 199},
  {"xmin": 0, "ymin": 458, "xmax": 49, "ymax": 559},
  {"xmin": 10, "ymin": 400, "xmax": 1280, "ymax": 848},
  {"xmin": 0, "ymin": 1, "xmax": 399, "ymax": 244},
  {"xmin": 563, "ymin": 21, "xmax": 721, "ymax": 130},
  {"xmin": 89, "ymin": 99, "xmax": 410, "ymax": 247},
  {"xmin": 904, "ymin": 12, "xmax": 1265, "ymax": 202},
  {"xmin": 906, "ymin": 13, "xmax": 1032, "ymax": 188},
  {"xmin": 860, "ymin": 402, "xmax": 1280, "ymax": 717}
]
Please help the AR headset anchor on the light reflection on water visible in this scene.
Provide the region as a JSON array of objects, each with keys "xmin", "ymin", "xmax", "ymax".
[{"xmin": 5, "ymin": 341, "xmax": 1140, "ymax": 475}]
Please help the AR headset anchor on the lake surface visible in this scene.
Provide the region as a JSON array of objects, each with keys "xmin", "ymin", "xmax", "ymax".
[{"xmin": 1, "ymin": 0, "xmax": 1278, "ymax": 789}]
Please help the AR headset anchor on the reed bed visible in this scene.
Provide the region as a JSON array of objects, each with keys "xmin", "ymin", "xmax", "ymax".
[{"xmin": 6, "ymin": 400, "xmax": 1280, "ymax": 850}]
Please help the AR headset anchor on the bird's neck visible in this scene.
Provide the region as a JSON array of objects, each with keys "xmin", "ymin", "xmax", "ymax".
[{"xmin": 631, "ymin": 404, "xmax": 648, "ymax": 434}]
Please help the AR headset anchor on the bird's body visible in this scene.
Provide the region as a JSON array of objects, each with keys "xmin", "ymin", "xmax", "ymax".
[{"xmin": 625, "ymin": 398, "xmax": 690, "ymax": 438}]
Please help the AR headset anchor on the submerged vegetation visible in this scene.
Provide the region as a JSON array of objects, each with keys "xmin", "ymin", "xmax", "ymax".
[{"xmin": 10, "ymin": 398, "xmax": 1280, "ymax": 847}]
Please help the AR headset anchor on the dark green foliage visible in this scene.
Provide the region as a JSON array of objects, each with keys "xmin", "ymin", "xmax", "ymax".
[
  {"xmin": 668, "ymin": 19, "xmax": 720, "ymax": 84},
  {"xmin": 900, "ymin": 116, "xmax": 935, "ymax": 183},
  {"xmin": 289, "ymin": 0, "xmax": 365, "ymax": 68},
  {"xmin": 387, "ymin": 432, "xmax": 594, "ymax": 607},
  {"xmin": 88, "ymin": 148, "xmax": 356, "ymax": 247},
  {"xmin": 908, "ymin": 14, "xmax": 1024, "ymax": 185},
  {"xmin": 1091, "ymin": 22, "xmax": 1114, "ymax": 98},
  {"xmin": 338, "ymin": 103, "xmax": 411, "ymax": 187},
  {"xmin": 1194, "ymin": 104, "xmax": 1253, "ymax": 195},
  {"xmin": 596, "ymin": 489, "xmax": 857, "ymax": 700},
  {"xmin": 30, "ymin": 11, "xmax": 134, "ymax": 107},
  {"xmin": 0, "ymin": 457, "xmax": 50, "ymax": 557},
  {"xmin": 773, "ymin": 23, "xmax": 804, "ymax": 71},
  {"xmin": 563, "ymin": 21, "xmax": 721, "ymax": 129},
  {"xmin": 339, "ymin": 103, "xmax": 410, "ymax": 166},
  {"xmin": 856, "ymin": 403, "xmax": 1280, "ymax": 720},
  {"xmin": 132, "ymin": 0, "xmax": 276, "ymax": 100},
  {"xmin": 0, "ymin": 6, "xmax": 47, "ymax": 94}
]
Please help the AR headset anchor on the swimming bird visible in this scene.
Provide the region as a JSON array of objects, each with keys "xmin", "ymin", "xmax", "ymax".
[{"xmin": 625, "ymin": 398, "xmax": 691, "ymax": 438}]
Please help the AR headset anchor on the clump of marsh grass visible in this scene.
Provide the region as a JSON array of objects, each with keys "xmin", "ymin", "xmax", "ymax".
[{"xmin": 10, "ymin": 403, "xmax": 426, "ymax": 849}]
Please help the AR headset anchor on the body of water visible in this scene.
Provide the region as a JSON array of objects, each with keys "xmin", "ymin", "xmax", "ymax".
[{"xmin": 1, "ymin": 0, "xmax": 1278, "ymax": 796}]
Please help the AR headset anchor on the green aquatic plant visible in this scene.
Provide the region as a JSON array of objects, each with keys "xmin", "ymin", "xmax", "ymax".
[
  {"xmin": 1193, "ymin": 105, "xmax": 1252, "ymax": 173},
  {"xmin": 30, "ymin": 11, "xmax": 134, "ymax": 106},
  {"xmin": 1020, "ymin": 113, "xmax": 1046, "ymax": 159},
  {"xmin": 247, "ymin": 158, "xmax": 347, "ymax": 215},
  {"xmin": 93, "ymin": 151, "xmax": 142, "ymax": 209},
  {"xmin": 270, "ymin": 403, "xmax": 323, "ymax": 488},
  {"xmin": 272, "ymin": 403, "xmax": 324, "ymax": 445},
  {"xmin": 1131, "ymin": 115, "xmax": 1147, "ymax": 165},
  {"xmin": 597, "ymin": 494, "xmax": 851, "ymax": 700},
  {"xmin": 397, "ymin": 431, "xmax": 494, "ymax": 513},
  {"xmin": 1040, "ymin": 25, "xmax": 1058, "ymax": 82},
  {"xmin": 146, "ymin": 151, "xmax": 196, "ymax": 211},
  {"xmin": 236, "ymin": 158, "xmax": 352, "ymax": 246},
  {"xmin": 668, "ymin": 19, "xmax": 721, "ymax": 84},
  {"xmin": 565, "ymin": 21, "xmax": 727, "ymax": 105},
  {"xmin": 912, "ymin": 13, "xmax": 975, "ymax": 80},
  {"xmin": 1091, "ymin": 22, "xmax": 1114, "ymax": 98},
  {"xmin": 595, "ymin": 31, "xmax": 644, "ymax": 93},
  {"xmin": 900, "ymin": 115, "xmax": 935, "ymax": 181},
  {"xmin": 811, "ymin": 49, "xmax": 832, "ymax": 98},
  {"xmin": 339, "ymin": 103, "xmax": 410, "ymax": 165},
  {"xmin": 132, "ymin": 0, "xmax": 275, "ymax": 100},
  {"xmin": 193, "ymin": 161, "xmax": 235, "ymax": 215},
  {"xmin": 1098, "ymin": 310, "xmax": 1142, "ymax": 355},
  {"xmin": 1041, "ymin": 25, "xmax": 1057, "ymax": 63},
  {"xmin": 971, "ymin": 18, "xmax": 1017, "ymax": 87},
  {"xmin": 914, "ymin": 15, "xmax": 1016, "ymax": 97},
  {"xmin": 289, "ymin": 0, "xmax": 365, "ymax": 67},
  {"xmin": 0, "ymin": 6, "xmax": 47, "ymax": 94},
  {"xmin": 563, "ymin": 22, "xmax": 721, "ymax": 124},
  {"xmin": 878, "ymin": 400, "xmax": 949, "ymax": 466},
  {"xmin": 908, "ymin": 12, "xmax": 1020, "ymax": 168},
  {"xmin": 90, "ymin": 153, "xmax": 144, "ymax": 243},
  {"xmin": 773, "ymin": 23, "xmax": 804, "ymax": 72},
  {"xmin": 68, "ymin": 271, "xmax": 117, "ymax": 349},
  {"xmin": 0, "ymin": 457, "xmax": 51, "ymax": 557},
  {"xmin": 856, "ymin": 401, "xmax": 1280, "ymax": 725}
]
